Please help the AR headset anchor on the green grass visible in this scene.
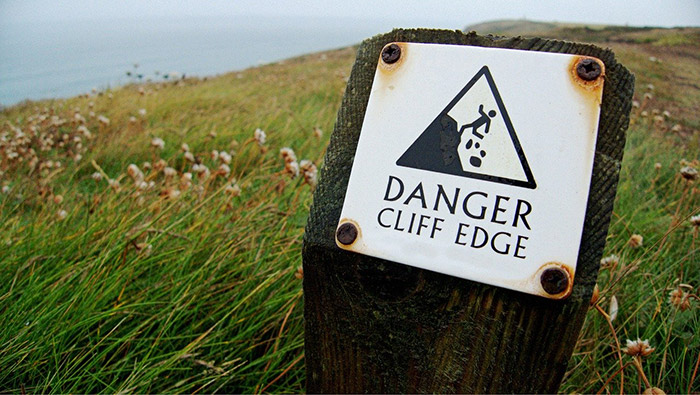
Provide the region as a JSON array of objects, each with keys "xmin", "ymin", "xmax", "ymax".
[{"xmin": 1, "ymin": 27, "xmax": 698, "ymax": 393}]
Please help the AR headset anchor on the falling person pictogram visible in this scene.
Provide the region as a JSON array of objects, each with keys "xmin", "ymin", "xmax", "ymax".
[{"xmin": 460, "ymin": 104, "xmax": 497, "ymax": 168}]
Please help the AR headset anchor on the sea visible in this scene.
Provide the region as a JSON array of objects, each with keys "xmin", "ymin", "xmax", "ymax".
[{"xmin": 0, "ymin": 15, "xmax": 387, "ymax": 107}]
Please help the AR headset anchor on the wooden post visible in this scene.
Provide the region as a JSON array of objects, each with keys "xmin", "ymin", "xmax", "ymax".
[{"xmin": 303, "ymin": 29, "xmax": 633, "ymax": 393}]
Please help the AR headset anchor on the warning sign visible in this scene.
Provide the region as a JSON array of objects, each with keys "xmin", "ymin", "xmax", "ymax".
[
  {"xmin": 397, "ymin": 66, "xmax": 536, "ymax": 189},
  {"xmin": 337, "ymin": 43, "xmax": 604, "ymax": 298}
]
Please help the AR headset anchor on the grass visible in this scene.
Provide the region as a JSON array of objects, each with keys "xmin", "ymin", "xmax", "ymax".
[{"xmin": 0, "ymin": 26, "xmax": 698, "ymax": 393}]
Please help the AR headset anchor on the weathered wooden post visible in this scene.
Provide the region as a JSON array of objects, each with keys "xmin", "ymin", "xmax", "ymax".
[{"xmin": 303, "ymin": 29, "xmax": 633, "ymax": 393}]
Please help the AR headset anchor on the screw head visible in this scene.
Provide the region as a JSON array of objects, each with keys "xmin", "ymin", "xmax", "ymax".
[
  {"xmin": 336, "ymin": 222, "xmax": 358, "ymax": 245},
  {"xmin": 576, "ymin": 58, "xmax": 602, "ymax": 81},
  {"xmin": 381, "ymin": 43, "xmax": 401, "ymax": 64},
  {"xmin": 540, "ymin": 267, "xmax": 570, "ymax": 295}
]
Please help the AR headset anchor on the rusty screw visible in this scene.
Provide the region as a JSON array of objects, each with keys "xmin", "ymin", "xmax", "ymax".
[
  {"xmin": 540, "ymin": 267, "xmax": 570, "ymax": 295},
  {"xmin": 336, "ymin": 222, "xmax": 358, "ymax": 245},
  {"xmin": 576, "ymin": 58, "xmax": 602, "ymax": 81},
  {"xmin": 381, "ymin": 43, "xmax": 401, "ymax": 64}
]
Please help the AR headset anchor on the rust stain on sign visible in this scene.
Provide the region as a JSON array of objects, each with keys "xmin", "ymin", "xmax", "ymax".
[
  {"xmin": 570, "ymin": 55, "xmax": 605, "ymax": 97},
  {"xmin": 378, "ymin": 42, "xmax": 407, "ymax": 74}
]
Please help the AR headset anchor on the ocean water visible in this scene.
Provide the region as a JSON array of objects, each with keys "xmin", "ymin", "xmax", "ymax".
[{"xmin": 0, "ymin": 15, "xmax": 382, "ymax": 106}]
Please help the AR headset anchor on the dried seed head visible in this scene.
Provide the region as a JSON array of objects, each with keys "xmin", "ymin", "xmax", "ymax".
[
  {"xmin": 53, "ymin": 194, "xmax": 64, "ymax": 205},
  {"xmin": 108, "ymin": 179, "xmax": 120, "ymax": 191},
  {"xmin": 642, "ymin": 387, "xmax": 666, "ymax": 395},
  {"xmin": 669, "ymin": 287, "xmax": 692, "ymax": 311},
  {"xmin": 218, "ymin": 163, "xmax": 231, "ymax": 176},
  {"xmin": 163, "ymin": 167, "xmax": 177, "ymax": 178},
  {"xmin": 294, "ymin": 265, "xmax": 304, "ymax": 280},
  {"xmin": 181, "ymin": 143, "xmax": 190, "ymax": 152},
  {"xmin": 690, "ymin": 214, "xmax": 700, "ymax": 227},
  {"xmin": 654, "ymin": 162, "xmax": 662, "ymax": 170},
  {"xmin": 211, "ymin": 150, "xmax": 219, "ymax": 160},
  {"xmin": 608, "ymin": 295, "xmax": 619, "ymax": 322},
  {"xmin": 57, "ymin": 209, "xmax": 67, "ymax": 220},
  {"xmin": 280, "ymin": 147, "xmax": 297, "ymax": 163},
  {"xmin": 622, "ymin": 338, "xmax": 655, "ymax": 358},
  {"xmin": 590, "ymin": 284, "xmax": 600, "ymax": 306},
  {"xmin": 300, "ymin": 159, "xmax": 318, "ymax": 188},
  {"xmin": 97, "ymin": 115, "xmax": 110, "ymax": 125},
  {"xmin": 670, "ymin": 124, "xmax": 682, "ymax": 133},
  {"xmin": 646, "ymin": 83, "xmax": 655, "ymax": 91},
  {"xmin": 138, "ymin": 108, "xmax": 147, "ymax": 117},
  {"xmin": 151, "ymin": 137, "xmax": 165, "ymax": 150},
  {"xmin": 254, "ymin": 128, "xmax": 266, "ymax": 146},
  {"xmin": 285, "ymin": 161, "xmax": 299, "ymax": 178},
  {"xmin": 600, "ymin": 254, "xmax": 619, "ymax": 269},
  {"xmin": 313, "ymin": 127, "xmax": 323, "ymax": 139},
  {"xmin": 643, "ymin": 92, "xmax": 653, "ymax": 100},
  {"xmin": 91, "ymin": 172, "xmax": 103, "ymax": 182},
  {"xmin": 628, "ymin": 234, "xmax": 643, "ymax": 248},
  {"xmin": 641, "ymin": 110, "xmax": 649, "ymax": 117},
  {"xmin": 225, "ymin": 183, "xmax": 241, "ymax": 197},
  {"xmin": 184, "ymin": 151, "xmax": 195, "ymax": 162},
  {"xmin": 680, "ymin": 166, "xmax": 698, "ymax": 181},
  {"xmin": 219, "ymin": 151, "xmax": 232, "ymax": 164},
  {"xmin": 142, "ymin": 161, "xmax": 152, "ymax": 170},
  {"xmin": 632, "ymin": 100, "xmax": 640, "ymax": 108},
  {"xmin": 127, "ymin": 164, "xmax": 143, "ymax": 181}
]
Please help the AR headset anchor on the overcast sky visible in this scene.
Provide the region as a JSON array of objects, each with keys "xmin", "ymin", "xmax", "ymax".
[{"xmin": 2, "ymin": 0, "xmax": 699, "ymax": 28}]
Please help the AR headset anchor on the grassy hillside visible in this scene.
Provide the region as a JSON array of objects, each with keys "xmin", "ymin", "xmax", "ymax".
[{"xmin": 1, "ymin": 25, "xmax": 698, "ymax": 393}]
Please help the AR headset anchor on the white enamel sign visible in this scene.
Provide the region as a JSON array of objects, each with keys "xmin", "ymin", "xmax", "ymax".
[{"xmin": 337, "ymin": 42, "xmax": 604, "ymax": 299}]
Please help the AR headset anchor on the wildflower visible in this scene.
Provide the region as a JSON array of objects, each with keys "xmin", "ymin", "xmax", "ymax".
[
  {"xmin": 643, "ymin": 92, "xmax": 653, "ymax": 100},
  {"xmin": 1, "ymin": 185, "xmax": 10, "ymax": 194},
  {"xmin": 129, "ymin": 116, "xmax": 137, "ymax": 124},
  {"xmin": 600, "ymin": 254, "xmax": 619, "ymax": 269},
  {"xmin": 164, "ymin": 188, "xmax": 180, "ymax": 199},
  {"xmin": 628, "ymin": 234, "xmax": 643, "ymax": 248},
  {"xmin": 163, "ymin": 167, "xmax": 177, "ymax": 178},
  {"xmin": 151, "ymin": 137, "xmax": 165, "ymax": 150},
  {"xmin": 138, "ymin": 108, "xmax": 147, "ymax": 117},
  {"xmin": 662, "ymin": 110, "xmax": 670, "ymax": 119},
  {"xmin": 300, "ymin": 160, "xmax": 317, "ymax": 188},
  {"xmin": 88, "ymin": 101, "xmax": 95, "ymax": 108},
  {"xmin": 138, "ymin": 87, "xmax": 145, "ymax": 95},
  {"xmin": 646, "ymin": 83, "xmax": 655, "ymax": 91},
  {"xmin": 280, "ymin": 147, "xmax": 297, "ymax": 163},
  {"xmin": 680, "ymin": 166, "xmax": 697, "ymax": 181},
  {"xmin": 254, "ymin": 128, "xmax": 266, "ymax": 146},
  {"xmin": 97, "ymin": 115, "xmax": 110, "ymax": 125},
  {"xmin": 640, "ymin": 110, "xmax": 649, "ymax": 117},
  {"xmin": 127, "ymin": 164, "xmax": 143, "ymax": 181},
  {"xmin": 668, "ymin": 287, "xmax": 691, "ymax": 311},
  {"xmin": 690, "ymin": 214, "xmax": 700, "ymax": 227},
  {"xmin": 208, "ymin": 131, "xmax": 217, "ymax": 139},
  {"xmin": 218, "ymin": 163, "xmax": 231, "ymax": 176},
  {"xmin": 53, "ymin": 194, "xmax": 63, "ymax": 204},
  {"xmin": 622, "ymin": 338, "xmax": 654, "ymax": 358},
  {"xmin": 313, "ymin": 127, "xmax": 323, "ymax": 139},
  {"xmin": 91, "ymin": 172, "xmax": 103, "ymax": 181},
  {"xmin": 285, "ymin": 161, "xmax": 300, "ymax": 178},
  {"xmin": 225, "ymin": 183, "xmax": 241, "ymax": 197},
  {"xmin": 108, "ymin": 179, "xmax": 120, "ymax": 191},
  {"xmin": 137, "ymin": 181, "xmax": 148, "ymax": 190},
  {"xmin": 670, "ymin": 124, "xmax": 682, "ymax": 133},
  {"xmin": 184, "ymin": 151, "xmax": 195, "ymax": 162},
  {"xmin": 211, "ymin": 150, "xmax": 219, "ymax": 160},
  {"xmin": 632, "ymin": 100, "xmax": 640, "ymax": 108},
  {"xmin": 654, "ymin": 162, "xmax": 662, "ymax": 170},
  {"xmin": 154, "ymin": 159, "xmax": 167, "ymax": 171},
  {"xmin": 219, "ymin": 151, "xmax": 232, "ymax": 164},
  {"xmin": 143, "ymin": 161, "xmax": 152, "ymax": 170},
  {"xmin": 181, "ymin": 143, "xmax": 190, "ymax": 152},
  {"xmin": 653, "ymin": 115, "xmax": 664, "ymax": 124},
  {"xmin": 57, "ymin": 209, "xmax": 67, "ymax": 220},
  {"xmin": 77, "ymin": 125, "xmax": 91, "ymax": 138}
]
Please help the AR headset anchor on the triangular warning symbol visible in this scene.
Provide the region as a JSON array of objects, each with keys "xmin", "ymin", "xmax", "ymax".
[{"xmin": 397, "ymin": 66, "xmax": 536, "ymax": 189}]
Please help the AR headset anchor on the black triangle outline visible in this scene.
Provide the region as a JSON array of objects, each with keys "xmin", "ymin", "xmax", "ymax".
[{"xmin": 396, "ymin": 66, "xmax": 537, "ymax": 189}]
